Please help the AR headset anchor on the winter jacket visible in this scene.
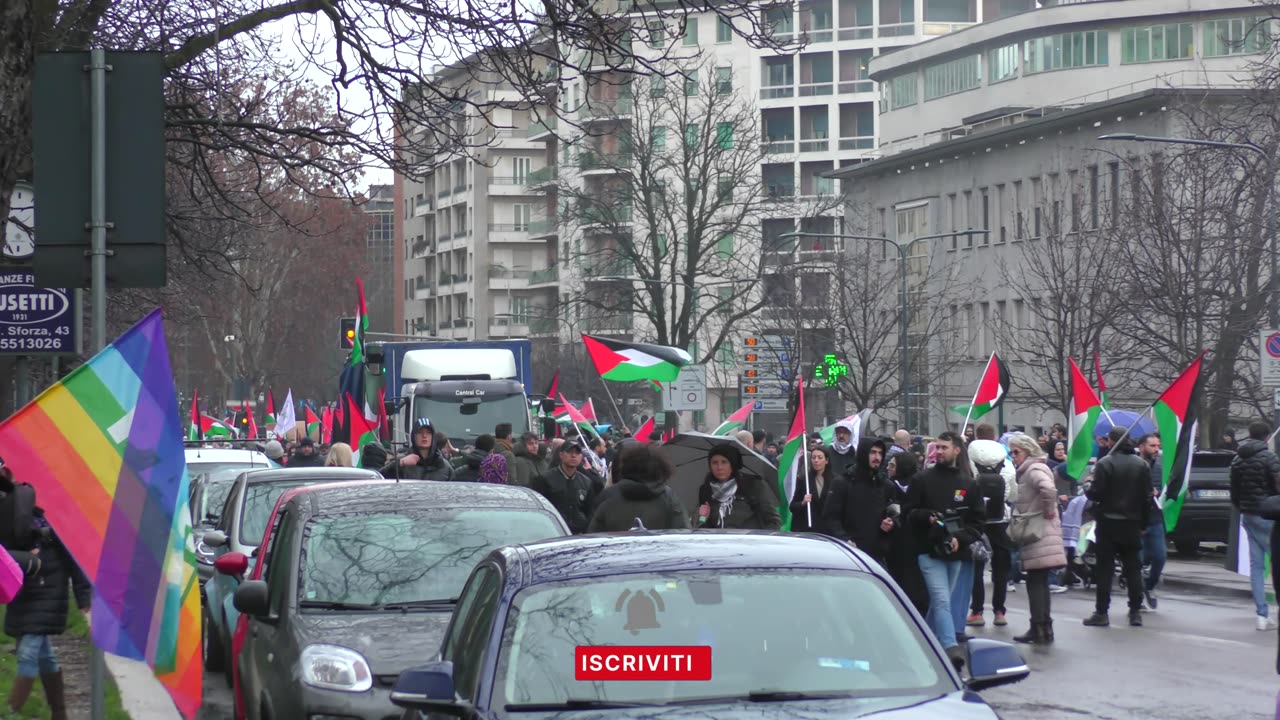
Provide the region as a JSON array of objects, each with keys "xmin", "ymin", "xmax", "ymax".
[
  {"xmin": 381, "ymin": 448, "xmax": 456, "ymax": 482},
  {"xmin": 822, "ymin": 439, "xmax": 894, "ymax": 560},
  {"xmin": 825, "ymin": 420, "xmax": 860, "ymax": 480},
  {"xmin": 1231, "ymin": 439, "xmax": 1280, "ymax": 514},
  {"xmin": 453, "ymin": 449, "xmax": 488, "ymax": 482},
  {"xmin": 4, "ymin": 518, "xmax": 91, "ymax": 638},
  {"xmin": 1087, "ymin": 446, "xmax": 1152, "ymax": 525},
  {"xmin": 1013, "ymin": 457, "xmax": 1067, "ymax": 571},
  {"xmin": 288, "ymin": 451, "xmax": 324, "ymax": 468},
  {"xmin": 509, "ymin": 446, "xmax": 547, "ymax": 488},
  {"xmin": 588, "ymin": 477, "xmax": 690, "ymax": 532},
  {"xmin": 495, "ymin": 438, "xmax": 518, "ymax": 478},
  {"xmin": 904, "ymin": 463, "xmax": 984, "ymax": 560},
  {"xmin": 968, "ymin": 439, "xmax": 1016, "ymax": 523},
  {"xmin": 696, "ymin": 474, "xmax": 781, "ymax": 530},
  {"xmin": 789, "ymin": 468, "xmax": 836, "ymax": 534},
  {"xmin": 530, "ymin": 466, "xmax": 600, "ymax": 533}
]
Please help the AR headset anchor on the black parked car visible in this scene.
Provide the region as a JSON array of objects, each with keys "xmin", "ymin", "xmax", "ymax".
[
  {"xmin": 1168, "ymin": 450, "xmax": 1235, "ymax": 555},
  {"xmin": 233, "ymin": 481, "xmax": 570, "ymax": 720}
]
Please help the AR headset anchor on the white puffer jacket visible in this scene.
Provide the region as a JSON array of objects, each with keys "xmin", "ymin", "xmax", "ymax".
[{"xmin": 968, "ymin": 439, "xmax": 1017, "ymax": 523}]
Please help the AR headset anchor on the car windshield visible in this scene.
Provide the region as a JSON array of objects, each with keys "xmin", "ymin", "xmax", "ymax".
[
  {"xmin": 194, "ymin": 469, "xmax": 242, "ymax": 524},
  {"xmin": 414, "ymin": 394, "xmax": 530, "ymax": 445},
  {"xmin": 496, "ymin": 570, "xmax": 949, "ymax": 706},
  {"xmin": 300, "ymin": 509, "xmax": 561, "ymax": 607},
  {"xmin": 240, "ymin": 481, "xmax": 316, "ymax": 546}
]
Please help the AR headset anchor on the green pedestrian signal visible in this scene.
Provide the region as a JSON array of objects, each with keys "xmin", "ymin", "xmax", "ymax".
[{"xmin": 813, "ymin": 354, "xmax": 850, "ymax": 388}]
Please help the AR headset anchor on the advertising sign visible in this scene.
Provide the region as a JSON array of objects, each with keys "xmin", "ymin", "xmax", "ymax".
[{"xmin": 0, "ymin": 271, "xmax": 77, "ymax": 354}]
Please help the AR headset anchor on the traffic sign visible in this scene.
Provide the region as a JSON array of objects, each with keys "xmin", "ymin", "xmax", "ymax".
[
  {"xmin": 663, "ymin": 365, "xmax": 707, "ymax": 412},
  {"xmin": 1262, "ymin": 329, "xmax": 1280, "ymax": 385},
  {"xmin": 751, "ymin": 398, "xmax": 789, "ymax": 411}
]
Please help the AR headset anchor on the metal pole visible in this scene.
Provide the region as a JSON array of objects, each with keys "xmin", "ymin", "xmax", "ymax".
[
  {"xmin": 1268, "ymin": 158, "xmax": 1279, "ymax": 452},
  {"xmin": 88, "ymin": 46, "xmax": 109, "ymax": 720},
  {"xmin": 898, "ymin": 245, "xmax": 910, "ymax": 432},
  {"xmin": 14, "ymin": 357, "xmax": 30, "ymax": 407}
]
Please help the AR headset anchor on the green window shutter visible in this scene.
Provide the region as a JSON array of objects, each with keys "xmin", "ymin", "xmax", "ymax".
[
  {"xmin": 656, "ymin": 233, "xmax": 668, "ymax": 255},
  {"xmin": 684, "ymin": 17, "xmax": 699, "ymax": 46},
  {"xmin": 685, "ymin": 124, "xmax": 698, "ymax": 146},
  {"xmin": 717, "ymin": 17, "xmax": 732, "ymax": 43},
  {"xmin": 717, "ymin": 233, "xmax": 734, "ymax": 256},
  {"xmin": 716, "ymin": 123, "xmax": 733, "ymax": 149},
  {"xmin": 651, "ymin": 126, "xmax": 666, "ymax": 150},
  {"xmin": 685, "ymin": 74, "xmax": 699, "ymax": 96}
]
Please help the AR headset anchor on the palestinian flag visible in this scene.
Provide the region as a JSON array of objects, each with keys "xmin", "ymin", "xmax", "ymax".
[
  {"xmin": 1095, "ymin": 352, "xmax": 1111, "ymax": 410},
  {"xmin": 582, "ymin": 334, "xmax": 692, "ymax": 383},
  {"xmin": 558, "ymin": 394, "xmax": 602, "ymax": 441},
  {"xmin": 581, "ymin": 399, "xmax": 599, "ymax": 423},
  {"xmin": 635, "ymin": 416, "xmax": 656, "ymax": 443},
  {"xmin": 187, "ymin": 389, "xmax": 200, "ymax": 441},
  {"xmin": 776, "ymin": 374, "xmax": 807, "ymax": 532},
  {"xmin": 199, "ymin": 414, "xmax": 234, "ymax": 439},
  {"xmin": 305, "ymin": 407, "xmax": 321, "ymax": 440},
  {"xmin": 712, "ymin": 401, "xmax": 754, "ymax": 436},
  {"xmin": 321, "ymin": 407, "xmax": 334, "ymax": 445},
  {"xmin": 1066, "ymin": 358, "xmax": 1102, "ymax": 481},
  {"xmin": 265, "ymin": 389, "xmax": 275, "ymax": 418},
  {"xmin": 1154, "ymin": 353, "xmax": 1205, "ymax": 532},
  {"xmin": 951, "ymin": 352, "xmax": 1012, "ymax": 420},
  {"xmin": 244, "ymin": 399, "xmax": 259, "ymax": 439},
  {"xmin": 347, "ymin": 395, "xmax": 380, "ymax": 466}
]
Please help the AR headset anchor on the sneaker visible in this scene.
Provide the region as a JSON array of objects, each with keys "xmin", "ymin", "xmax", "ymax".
[
  {"xmin": 1049, "ymin": 584, "xmax": 1068, "ymax": 594},
  {"xmin": 1144, "ymin": 590, "xmax": 1158, "ymax": 610},
  {"xmin": 1006, "ymin": 582, "xmax": 1017, "ymax": 593},
  {"xmin": 966, "ymin": 613, "xmax": 985, "ymax": 627},
  {"xmin": 1257, "ymin": 616, "xmax": 1277, "ymax": 631},
  {"xmin": 1129, "ymin": 611, "xmax": 1143, "ymax": 627},
  {"xmin": 993, "ymin": 612, "xmax": 1008, "ymax": 626},
  {"xmin": 1083, "ymin": 613, "xmax": 1110, "ymax": 627}
]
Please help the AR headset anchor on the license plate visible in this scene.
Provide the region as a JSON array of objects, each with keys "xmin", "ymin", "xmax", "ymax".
[{"xmin": 1195, "ymin": 489, "xmax": 1230, "ymax": 499}]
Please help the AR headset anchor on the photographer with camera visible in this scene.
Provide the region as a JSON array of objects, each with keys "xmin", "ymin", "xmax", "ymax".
[
  {"xmin": 903, "ymin": 432, "xmax": 985, "ymax": 667},
  {"xmin": 0, "ymin": 461, "xmax": 90, "ymax": 719}
]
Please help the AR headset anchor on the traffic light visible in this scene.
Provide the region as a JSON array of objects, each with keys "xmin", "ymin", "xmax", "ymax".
[{"xmin": 340, "ymin": 317, "xmax": 357, "ymax": 350}]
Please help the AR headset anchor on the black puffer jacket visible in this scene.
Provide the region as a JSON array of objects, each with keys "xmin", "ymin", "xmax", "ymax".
[
  {"xmin": 382, "ymin": 447, "xmax": 456, "ymax": 481},
  {"xmin": 530, "ymin": 467, "xmax": 601, "ymax": 533},
  {"xmin": 4, "ymin": 518, "xmax": 91, "ymax": 638},
  {"xmin": 1231, "ymin": 439, "xmax": 1280, "ymax": 514},
  {"xmin": 588, "ymin": 478, "xmax": 690, "ymax": 532},
  {"xmin": 822, "ymin": 439, "xmax": 895, "ymax": 561},
  {"xmin": 453, "ymin": 450, "xmax": 488, "ymax": 482}
]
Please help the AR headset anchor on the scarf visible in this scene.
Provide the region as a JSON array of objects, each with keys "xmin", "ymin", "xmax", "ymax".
[
  {"xmin": 832, "ymin": 438, "xmax": 853, "ymax": 455},
  {"xmin": 811, "ymin": 469, "xmax": 825, "ymax": 498},
  {"xmin": 710, "ymin": 478, "xmax": 738, "ymax": 527}
]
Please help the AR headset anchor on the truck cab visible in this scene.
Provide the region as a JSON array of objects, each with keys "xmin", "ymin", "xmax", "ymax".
[{"xmin": 394, "ymin": 348, "xmax": 531, "ymax": 446}]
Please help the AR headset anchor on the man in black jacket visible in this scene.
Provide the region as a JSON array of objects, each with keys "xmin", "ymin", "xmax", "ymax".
[
  {"xmin": 903, "ymin": 431, "xmax": 984, "ymax": 666},
  {"xmin": 1084, "ymin": 427, "xmax": 1151, "ymax": 628},
  {"xmin": 1230, "ymin": 420, "xmax": 1280, "ymax": 630},
  {"xmin": 823, "ymin": 438, "xmax": 895, "ymax": 564},
  {"xmin": 384, "ymin": 418, "xmax": 455, "ymax": 481},
  {"xmin": 530, "ymin": 441, "xmax": 601, "ymax": 533}
]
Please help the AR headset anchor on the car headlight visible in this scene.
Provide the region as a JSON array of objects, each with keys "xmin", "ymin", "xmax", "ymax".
[
  {"xmin": 301, "ymin": 644, "xmax": 373, "ymax": 693},
  {"xmin": 195, "ymin": 539, "xmax": 214, "ymax": 565}
]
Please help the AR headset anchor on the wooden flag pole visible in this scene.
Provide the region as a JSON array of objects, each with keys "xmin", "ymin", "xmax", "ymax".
[{"xmin": 596, "ymin": 375, "xmax": 629, "ymax": 432}]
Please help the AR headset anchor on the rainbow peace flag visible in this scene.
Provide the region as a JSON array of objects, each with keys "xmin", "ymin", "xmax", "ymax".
[{"xmin": 0, "ymin": 309, "xmax": 202, "ymax": 717}]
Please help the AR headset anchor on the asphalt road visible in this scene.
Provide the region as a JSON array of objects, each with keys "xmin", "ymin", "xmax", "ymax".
[{"xmin": 197, "ymin": 581, "xmax": 1277, "ymax": 720}]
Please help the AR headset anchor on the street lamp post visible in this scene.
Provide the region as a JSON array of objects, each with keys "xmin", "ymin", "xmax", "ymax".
[
  {"xmin": 782, "ymin": 229, "xmax": 989, "ymax": 431},
  {"xmin": 1099, "ymin": 133, "xmax": 1278, "ymax": 442}
]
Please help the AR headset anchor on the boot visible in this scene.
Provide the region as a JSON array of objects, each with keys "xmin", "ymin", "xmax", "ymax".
[
  {"xmin": 7, "ymin": 676, "xmax": 35, "ymax": 713},
  {"xmin": 1083, "ymin": 612, "xmax": 1110, "ymax": 627},
  {"xmin": 1042, "ymin": 620, "xmax": 1054, "ymax": 644},
  {"xmin": 1013, "ymin": 622, "xmax": 1040, "ymax": 644},
  {"xmin": 42, "ymin": 671, "xmax": 67, "ymax": 720}
]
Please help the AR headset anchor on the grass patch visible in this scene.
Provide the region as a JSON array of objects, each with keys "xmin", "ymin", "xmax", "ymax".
[{"xmin": 0, "ymin": 604, "xmax": 131, "ymax": 719}]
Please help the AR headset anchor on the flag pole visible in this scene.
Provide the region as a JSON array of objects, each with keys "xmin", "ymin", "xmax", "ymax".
[{"xmin": 596, "ymin": 375, "xmax": 629, "ymax": 432}]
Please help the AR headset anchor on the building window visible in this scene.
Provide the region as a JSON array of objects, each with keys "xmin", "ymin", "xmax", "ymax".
[
  {"xmin": 650, "ymin": 74, "xmax": 665, "ymax": 97},
  {"xmin": 648, "ymin": 20, "xmax": 666, "ymax": 48},
  {"xmin": 683, "ymin": 17, "xmax": 699, "ymax": 46},
  {"xmin": 923, "ymin": 54, "xmax": 980, "ymax": 101},
  {"xmin": 685, "ymin": 73, "xmax": 699, "ymax": 96},
  {"xmin": 684, "ymin": 124, "xmax": 699, "ymax": 147},
  {"xmin": 1204, "ymin": 17, "xmax": 1268, "ymax": 57},
  {"xmin": 716, "ymin": 66, "xmax": 733, "ymax": 95},
  {"xmin": 716, "ymin": 123, "xmax": 734, "ymax": 149},
  {"xmin": 651, "ymin": 126, "xmax": 666, "ymax": 151},
  {"xmin": 889, "ymin": 72, "xmax": 918, "ymax": 109},
  {"xmin": 717, "ymin": 233, "xmax": 734, "ymax": 257},
  {"xmin": 1121, "ymin": 22, "xmax": 1193, "ymax": 63},
  {"xmin": 988, "ymin": 44, "xmax": 1018, "ymax": 83},
  {"xmin": 1088, "ymin": 165, "xmax": 1100, "ymax": 229},
  {"xmin": 895, "ymin": 203, "xmax": 927, "ymax": 242},
  {"xmin": 717, "ymin": 17, "xmax": 733, "ymax": 43},
  {"xmin": 513, "ymin": 157, "xmax": 531, "ymax": 182},
  {"xmin": 1024, "ymin": 30, "xmax": 1109, "ymax": 74}
]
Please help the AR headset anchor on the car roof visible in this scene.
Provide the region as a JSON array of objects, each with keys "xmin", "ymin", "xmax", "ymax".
[
  {"xmin": 185, "ymin": 448, "xmax": 270, "ymax": 465},
  {"xmin": 501, "ymin": 532, "xmax": 870, "ymax": 585},
  {"xmin": 294, "ymin": 481, "xmax": 564, "ymax": 517},
  {"xmin": 239, "ymin": 467, "xmax": 382, "ymax": 485}
]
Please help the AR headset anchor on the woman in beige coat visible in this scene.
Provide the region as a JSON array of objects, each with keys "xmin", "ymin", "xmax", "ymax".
[{"xmin": 1008, "ymin": 434, "xmax": 1066, "ymax": 645}]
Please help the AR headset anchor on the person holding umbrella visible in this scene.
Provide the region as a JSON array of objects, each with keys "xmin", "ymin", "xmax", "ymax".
[{"xmin": 696, "ymin": 444, "xmax": 781, "ymax": 530}]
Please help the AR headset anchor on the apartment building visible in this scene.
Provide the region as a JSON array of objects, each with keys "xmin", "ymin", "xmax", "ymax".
[
  {"xmin": 832, "ymin": 0, "xmax": 1268, "ymax": 434},
  {"xmin": 363, "ymin": 184, "xmax": 395, "ymax": 333}
]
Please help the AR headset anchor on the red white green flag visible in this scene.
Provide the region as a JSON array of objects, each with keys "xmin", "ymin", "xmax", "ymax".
[
  {"xmin": 1067, "ymin": 358, "xmax": 1102, "ymax": 481},
  {"xmin": 582, "ymin": 334, "xmax": 692, "ymax": 383},
  {"xmin": 347, "ymin": 395, "xmax": 380, "ymax": 466},
  {"xmin": 634, "ymin": 416, "xmax": 656, "ymax": 443},
  {"xmin": 321, "ymin": 407, "xmax": 334, "ymax": 445},
  {"xmin": 199, "ymin": 414, "xmax": 233, "ymax": 439},
  {"xmin": 819, "ymin": 409, "xmax": 870, "ymax": 446},
  {"xmin": 712, "ymin": 401, "xmax": 754, "ymax": 436},
  {"xmin": 244, "ymin": 399, "xmax": 259, "ymax": 439},
  {"xmin": 581, "ymin": 399, "xmax": 599, "ymax": 423},
  {"xmin": 1155, "ymin": 353, "xmax": 1205, "ymax": 532},
  {"xmin": 951, "ymin": 352, "xmax": 1012, "ymax": 421},
  {"xmin": 1095, "ymin": 352, "xmax": 1111, "ymax": 410},
  {"xmin": 305, "ymin": 407, "xmax": 321, "ymax": 440},
  {"xmin": 558, "ymin": 394, "xmax": 601, "ymax": 441},
  {"xmin": 187, "ymin": 389, "xmax": 200, "ymax": 441},
  {"xmin": 776, "ymin": 374, "xmax": 806, "ymax": 532}
]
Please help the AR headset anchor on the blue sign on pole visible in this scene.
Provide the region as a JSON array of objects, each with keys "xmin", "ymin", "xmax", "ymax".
[{"xmin": 0, "ymin": 271, "xmax": 77, "ymax": 355}]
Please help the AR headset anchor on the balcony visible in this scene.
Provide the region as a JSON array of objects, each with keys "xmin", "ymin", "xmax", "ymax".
[
  {"xmin": 923, "ymin": 21, "xmax": 977, "ymax": 36},
  {"xmin": 579, "ymin": 205, "xmax": 633, "ymax": 225},
  {"xmin": 760, "ymin": 85, "xmax": 794, "ymax": 100},
  {"xmin": 527, "ymin": 118, "xmax": 557, "ymax": 140},
  {"xmin": 489, "ymin": 223, "xmax": 539, "ymax": 243},
  {"xmin": 529, "ymin": 316, "xmax": 558, "ymax": 336},
  {"xmin": 489, "ymin": 317, "xmax": 531, "ymax": 337},
  {"xmin": 802, "ymin": 178, "xmax": 838, "ymax": 198},
  {"xmin": 583, "ymin": 258, "xmax": 635, "ymax": 278},
  {"xmin": 798, "ymin": 82, "xmax": 834, "ymax": 97},
  {"xmin": 413, "ymin": 278, "xmax": 434, "ymax": 300},
  {"xmin": 799, "ymin": 137, "xmax": 829, "ymax": 153},
  {"xmin": 489, "ymin": 176, "xmax": 537, "ymax": 195},
  {"xmin": 837, "ymin": 24, "xmax": 873, "ymax": 41},
  {"xmin": 579, "ymin": 151, "xmax": 633, "ymax": 172},
  {"xmin": 411, "ymin": 238, "xmax": 433, "ymax": 258},
  {"xmin": 409, "ymin": 320, "xmax": 434, "ymax": 335},
  {"xmin": 437, "ymin": 187, "xmax": 452, "ymax": 199},
  {"xmin": 453, "ymin": 184, "xmax": 467, "ymax": 195},
  {"xmin": 837, "ymin": 136, "xmax": 875, "ymax": 151},
  {"xmin": 525, "ymin": 165, "xmax": 557, "ymax": 189},
  {"xmin": 488, "ymin": 268, "xmax": 532, "ymax": 290},
  {"xmin": 582, "ymin": 314, "xmax": 634, "ymax": 332},
  {"xmin": 528, "ymin": 266, "xmax": 560, "ymax": 286},
  {"xmin": 413, "ymin": 196, "xmax": 434, "ymax": 217},
  {"xmin": 528, "ymin": 218, "xmax": 559, "ymax": 239},
  {"xmin": 765, "ymin": 185, "xmax": 796, "ymax": 200},
  {"xmin": 878, "ymin": 22, "xmax": 915, "ymax": 37},
  {"xmin": 763, "ymin": 137, "xmax": 795, "ymax": 154},
  {"xmin": 451, "ymin": 318, "xmax": 470, "ymax": 329},
  {"xmin": 583, "ymin": 96, "xmax": 634, "ymax": 119}
]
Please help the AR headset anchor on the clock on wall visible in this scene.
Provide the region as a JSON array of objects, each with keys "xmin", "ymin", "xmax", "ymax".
[{"xmin": 3, "ymin": 183, "xmax": 35, "ymax": 260}]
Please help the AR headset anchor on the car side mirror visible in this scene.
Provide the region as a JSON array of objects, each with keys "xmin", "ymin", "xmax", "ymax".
[
  {"xmin": 232, "ymin": 580, "xmax": 272, "ymax": 619},
  {"xmin": 214, "ymin": 552, "xmax": 249, "ymax": 577},
  {"xmin": 964, "ymin": 639, "xmax": 1030, "ymax": 691},
  {"xmin": 203, "ymin": 529, "xmax": 228, "ymax": 548},
  {"xmin": 390, "ymin": 661, "xmax": 472, "ymax": 716}
]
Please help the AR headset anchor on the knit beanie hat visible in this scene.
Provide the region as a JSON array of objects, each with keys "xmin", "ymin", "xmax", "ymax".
[
  {"xmin": 707, "ymin": 443, "xmax": 744, "ymax": 474},
  {"xmin": 360, "ymin": 442, "xmax": 388, "ymax": 470}
]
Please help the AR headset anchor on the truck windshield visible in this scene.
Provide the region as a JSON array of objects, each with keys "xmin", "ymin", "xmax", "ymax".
[{"xmin": 414, "ymin": 393, "xmax": 530, "ymax": 445}]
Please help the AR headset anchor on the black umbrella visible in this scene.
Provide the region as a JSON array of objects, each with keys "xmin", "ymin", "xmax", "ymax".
[{"xmin": 659, "ymin": 432, "xmax": 779, "ymax": 518}]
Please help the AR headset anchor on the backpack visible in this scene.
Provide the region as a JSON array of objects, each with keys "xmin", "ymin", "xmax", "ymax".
[
  {"xmin": 0, "ymin": 482, "xmax": 37, "ymax": 550},
  {"xmin": 974, "ymin": 462, "xmax": 1007, "ymax": 523}
]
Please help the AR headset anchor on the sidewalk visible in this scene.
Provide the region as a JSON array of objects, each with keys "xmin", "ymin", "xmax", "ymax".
[
  {"xmin": 104, "ymin": 655, "xmax": 181, "ymax": 720},
  {"xmin": 1161, "ymin": 556, "xmax": 1256, "ymax": 601}
]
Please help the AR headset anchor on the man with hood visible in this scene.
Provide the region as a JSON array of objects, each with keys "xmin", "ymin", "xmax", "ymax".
[
  {"xmin": 288, "ymin": 437, "xmax": 324, "ymax": 468},
  {"xmin": 822, "ymin": 437, "xmax": 895, "ymax": 564},
  {"xmin": 826, "ymin": 420, "xmax": 860, "ymax": 480},
  {"xmin": 966, "ymin": 432, "xmax": 1018, "ymax": 628},
  {"xmin": 509, "ymin": 432, "xmax": 547, "ymax": 487},
  {"xmin": 588, "ymin": 444, "xmax": 691, "ymax": 532},
  {"xmin": 384, "ymin": 418, "xmax": 455, "ymax": 481}
]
